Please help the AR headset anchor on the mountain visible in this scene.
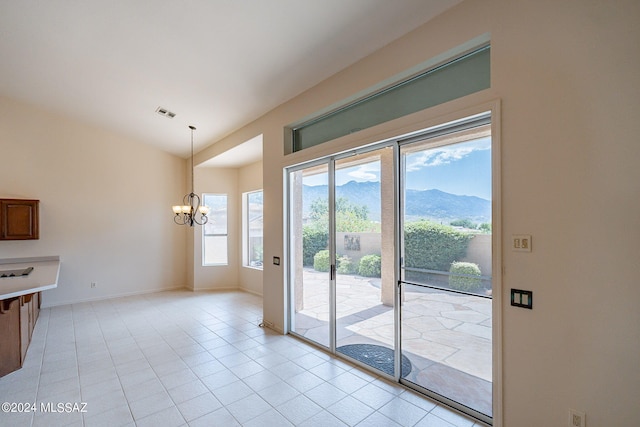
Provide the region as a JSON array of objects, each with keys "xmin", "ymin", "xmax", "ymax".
[{"xmin": 302, "ymin": 181, "xmax": 490, "ymax": 223}]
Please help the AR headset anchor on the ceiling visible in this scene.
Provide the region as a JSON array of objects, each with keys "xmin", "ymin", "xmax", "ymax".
[{"xmin": 0, "ymin": 0, "xmax": 461, "ymax": 164}]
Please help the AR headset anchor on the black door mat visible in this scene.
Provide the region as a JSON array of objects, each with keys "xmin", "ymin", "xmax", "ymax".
[{"xmin": 337, "ymin": 344, "xmax": 412, "ymax": 377}]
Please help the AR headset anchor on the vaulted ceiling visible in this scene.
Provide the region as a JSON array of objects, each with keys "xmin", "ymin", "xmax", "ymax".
[{"xmin": 0, "ymin": 1, "xmax": 461, "ymax": 159}]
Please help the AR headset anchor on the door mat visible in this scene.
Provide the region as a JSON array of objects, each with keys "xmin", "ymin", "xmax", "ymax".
[{"xmin": 337, "ymin": 344, "xmax": 412, "ymax": 377}]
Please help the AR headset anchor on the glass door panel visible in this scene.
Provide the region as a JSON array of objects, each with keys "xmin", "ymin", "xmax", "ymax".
[
  {"xmin": 289, "ymin": 164, "xmax": 331, "ymax": 348},
  {"xmin": 400, "ymin": 127, "xmax": 493, "ymax": 419},
  {"xmin": 334, "ymin": 148, "xmax": 397, "ymax": 376}
]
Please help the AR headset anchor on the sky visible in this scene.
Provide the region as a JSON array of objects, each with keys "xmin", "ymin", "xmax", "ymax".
[{"xmin": 303, "ymin": 137, "xmax": 492, "ymax": 200}]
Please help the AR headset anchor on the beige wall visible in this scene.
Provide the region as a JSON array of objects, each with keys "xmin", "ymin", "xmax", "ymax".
[
  {"xmin": 0, "ymin": 95, "xmax": 187, "ymax": 307},
  {"xmin": 238, "ymin": 161, "xmax": 264, "ymax": 296},
  {"xmin": 195, "ymin": 0, "xmax": 640, "ymax": 425},
  {"xmin": 192, "ymin": 167, "xmax": 239, "ymax": 290}
]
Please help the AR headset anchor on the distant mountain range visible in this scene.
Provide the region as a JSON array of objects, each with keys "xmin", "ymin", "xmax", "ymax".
[{"xmin": 303, "ymin": 180, "xmax": 490, "ymax": 223}]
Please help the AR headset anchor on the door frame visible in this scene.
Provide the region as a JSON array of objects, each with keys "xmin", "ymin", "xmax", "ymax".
[{"xmin": 284, "ymin": 99, "xmax": 502, "ymax": 426}]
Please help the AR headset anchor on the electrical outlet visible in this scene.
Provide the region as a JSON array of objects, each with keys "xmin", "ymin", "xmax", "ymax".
[
  {"xmin": 569, "ymin": 409, "xmax": 585, "ymax": 427},
  {"xmin": 90, "ymin": 282, "xmax": 97, "ymax": 289}
]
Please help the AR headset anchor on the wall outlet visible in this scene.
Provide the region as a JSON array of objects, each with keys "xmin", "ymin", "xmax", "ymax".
[
  {"xmin": 569, "ymin": 409, "xmax": 585, "ymax": 427},
  {"xmin": 90, "ymin": 282, "xmax": 97, "ymax": 289}
]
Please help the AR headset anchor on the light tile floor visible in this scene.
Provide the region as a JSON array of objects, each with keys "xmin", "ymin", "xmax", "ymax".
[{"xmin": 0, "ymin": 290, "xmax": 485, "ymax": 427}]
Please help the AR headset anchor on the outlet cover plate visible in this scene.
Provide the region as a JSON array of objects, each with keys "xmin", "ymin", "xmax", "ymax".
[{"xmin": 569, "ymin": 409, "xmax": 585, "ymax": 427}]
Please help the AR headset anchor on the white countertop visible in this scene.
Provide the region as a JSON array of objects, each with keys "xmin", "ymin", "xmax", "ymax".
[{"xmin": 0, "ymin": 256, "xmax": 60, "ymax": 300}]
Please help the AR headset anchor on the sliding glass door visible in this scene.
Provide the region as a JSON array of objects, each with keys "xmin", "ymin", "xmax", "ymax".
[
  {"xmin": 289, "ymin": 163, "xmax": 331, "ymax": 348},
  {"xmin": 333, "ymin": 148, "xmax": 398, "ymax": 376},
  {"xmin": 399, "ymin": 123, "xmax": 493, "ymax": 420},
  {"xmin": 287, "ymin": 112, "xmax": 495, "ymax": 424}
]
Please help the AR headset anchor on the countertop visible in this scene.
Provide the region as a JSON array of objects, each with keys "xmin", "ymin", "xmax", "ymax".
[{"xmin": 0, "ymin": 256, "xmax": 60, "ymax": 300}]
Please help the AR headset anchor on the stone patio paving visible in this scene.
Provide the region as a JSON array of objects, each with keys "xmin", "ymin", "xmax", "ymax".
[{"xmin": 293, "ymin": 268, "xmax": 493, "ymax": 416}]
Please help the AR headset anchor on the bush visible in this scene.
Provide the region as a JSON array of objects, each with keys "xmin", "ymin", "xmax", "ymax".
[
  {"xmin": 449, "ymin": 262, "xmax": 482, "ymax": 292},
  {"xmin": 358, "ymin": 254, "xmax": 381, "ymax": 277},
  {"xmin": 303, "ymin": 227, "xmax": 328, "ymax": 266},
  {"xmin": 404, "ymin": 220, "xmax": 474, "ymax": 271},
  {"xmin": 337, "ymin": 255, "xmax": 357, "ymax": 274},
  {"xmin": 450, "ymin": 219, "xmax": 477, "ymax": 229},
  {"xmin": 313, "ymin": 250, "xmax": 331, "ymax": 272}
]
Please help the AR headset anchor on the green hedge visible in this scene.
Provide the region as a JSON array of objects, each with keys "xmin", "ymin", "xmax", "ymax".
[
  {"xmin": 358, "ymin": 254, "xmax": 381, "ymax": 277},
  {"xmin": 337, "ymin": 255, "xmax": 357, "ymax": 274},
  {"xmin": 404, "ymin": 220, "xmax": 474, "ymax": 271},
  {"xmin": 449, "ymin": 261, "xmax": 482, "ymax": 292},
  {"xmin": 303, "ymin": 227, "xmax": 328, "ymax": 266},
  {"xmin": 313, "ymin": 250, "xmax": 331, "ymax": 272}
]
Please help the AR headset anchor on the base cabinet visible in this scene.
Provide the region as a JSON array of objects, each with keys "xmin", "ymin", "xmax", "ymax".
[
  {"xmin": 0, "ymin": 292, "xmax": 40, "ymax": 377},
  {"xmin": 0, "ymin": 298, "xmax": 21, "ymax": 377}
]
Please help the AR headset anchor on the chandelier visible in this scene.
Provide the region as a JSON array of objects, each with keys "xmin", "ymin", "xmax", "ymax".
[{"xmin": 172, "ymin": 125, "xmax": 210, "ymax": 226}]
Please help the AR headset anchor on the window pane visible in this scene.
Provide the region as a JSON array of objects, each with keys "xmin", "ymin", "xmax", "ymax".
[
  {"xmin": 292, "ymin": 46, "xmax": 490, "ymax": 152},
  {"xmin": 203, "ymin": 235, "xmax": 228, "ymax": 265},
  {"xmin": 203, "ymin": 194, "xmax": 227, "ymax": 266},
  {"xmin": 246, "ymin": 191, "xmax": 263, "ymax": 268},
  {"xmin": 203, "ymin": 194, "xmax": 227, "ymax": 235}
]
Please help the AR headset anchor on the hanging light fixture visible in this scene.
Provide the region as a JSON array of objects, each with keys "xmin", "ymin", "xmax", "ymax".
[{"xmin": 172, "ymin": 125, "xmax": 210, "ymax": 226}]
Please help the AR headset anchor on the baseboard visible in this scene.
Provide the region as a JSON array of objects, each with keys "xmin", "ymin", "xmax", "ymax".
[
  {"xmin": 239, "ymin": 287, "xmax": 263, "ymax": 297},
  {"xmin": 40, "ymin": 286, "xmax": 188, "ymax": 308}
]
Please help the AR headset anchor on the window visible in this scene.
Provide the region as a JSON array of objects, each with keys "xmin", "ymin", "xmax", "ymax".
[
  {"xmin": 244, "ymin": 190, "xmax": 263, "ymax": 268},
  {"xmin": 290, "ymin": 45, "xmax": 490, "ymax": 152},
  {"xmin": 202, "ymin": 194, "xmax": 228, "ymax": 266}
]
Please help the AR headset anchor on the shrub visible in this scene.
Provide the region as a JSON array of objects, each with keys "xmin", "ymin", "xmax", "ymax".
[
  {"xmin": 478, "ymin": 222, "xmax": 492, "ymax": 233},
  {"xmin": 404, "ymin": 220, "xmax": 474, "ymax": 271},
  {"xmin": 303, "ymin": 227, "xmax": 328, "ymax": 266},
  {"xmin": 449, "ymin": 262, "xmax": 482, "ymax": 292},
  {"xmin": 450, "ymin": 219, "xmax": 477, "ymax": 229},
  {"xmin": 313, "ymin": 250, "xmax": 331, "ymax": 272},
  {"xmin": 337, "ymin": 255, "xmax": 357, "ymax": 274},
  {"xmin": 358, "ymin": 254, "xmax": 381, "ymax": 277}
]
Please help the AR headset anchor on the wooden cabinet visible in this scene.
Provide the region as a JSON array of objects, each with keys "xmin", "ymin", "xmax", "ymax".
[
  {"xmin": 0, "ymin": 297, "xmax": 21, "ymax": 377},
  {"xmin": 0, "ymin": 199, "xmax": 39, "ymax": 240},
  {"xmin": 0, "ymin": 292, "xmax": 41, "ymax": 377}
]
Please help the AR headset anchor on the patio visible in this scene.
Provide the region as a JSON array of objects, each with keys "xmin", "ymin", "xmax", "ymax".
[{"xmin": 293, "ymin": 268, "xmax": 493, "ymax": 417}]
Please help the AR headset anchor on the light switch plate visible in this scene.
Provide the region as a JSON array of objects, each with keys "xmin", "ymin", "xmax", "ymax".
[
  {"xmin": 511, "ymin": 289, "xmax": 533, "ymax": 309},
  {"xmin": 512, "ymin": 234, "xmax": 532, "ymax": 252}
]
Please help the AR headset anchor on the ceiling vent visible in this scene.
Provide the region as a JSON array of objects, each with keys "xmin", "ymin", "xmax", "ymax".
[{"xmin": 156, "ymin": 107, "xmax": 176, "ymax": 118}]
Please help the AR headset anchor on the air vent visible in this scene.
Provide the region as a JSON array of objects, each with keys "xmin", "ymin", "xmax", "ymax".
[{"xmin": 156, "ymin": 107, "xmax": 176, "ymax": 118}]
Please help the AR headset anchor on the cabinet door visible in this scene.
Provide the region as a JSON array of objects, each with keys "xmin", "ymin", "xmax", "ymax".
[
  {"xmin": 0, "ymin": 199, "xmax": 39, "ymax": 240},
  {"xmin": 0, "ymin": 298, "xmax": 21, "ymax": 377}
]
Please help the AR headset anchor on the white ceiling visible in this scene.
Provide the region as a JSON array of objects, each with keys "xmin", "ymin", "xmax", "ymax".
[{"xmin": 0, "ymin": 0, "xmax": 461, "ymax": 164}]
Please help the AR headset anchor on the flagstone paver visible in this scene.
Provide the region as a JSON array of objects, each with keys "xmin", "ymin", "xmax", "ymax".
[{"xmin": 293, "ymin": 268, "xmax": 493, "ymax": 416}]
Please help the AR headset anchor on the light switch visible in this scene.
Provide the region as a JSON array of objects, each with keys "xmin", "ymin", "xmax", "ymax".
[
  {"xmin": 513, "ymin": 234, "xmax": 532, "ymax": 252},
  {"xmin": 511, "ymin": 289, "xmax": 533, "ymax": 309}
]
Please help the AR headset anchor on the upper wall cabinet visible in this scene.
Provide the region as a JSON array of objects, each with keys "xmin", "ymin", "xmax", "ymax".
[{"xmin": 0, "ymin": 199, "xmax": 39, "ymax": 240}]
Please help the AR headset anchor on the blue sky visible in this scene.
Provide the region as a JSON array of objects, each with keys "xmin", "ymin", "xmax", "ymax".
[{"xmin": 303, "ymin": 137, "xmax": 492, "ymax": 200}]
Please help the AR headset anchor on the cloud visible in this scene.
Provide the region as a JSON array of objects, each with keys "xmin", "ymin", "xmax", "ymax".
[
  {"xmin": 348, "ymin": 169, "xmax": 378, "ymax": 180},
  {"xmin": 344, "ymin": 163, "xmax": 380, "ymax": 182},
  {"xmin": 405, "ymin": 138, "xmax": 490, "ymax": 172}
]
